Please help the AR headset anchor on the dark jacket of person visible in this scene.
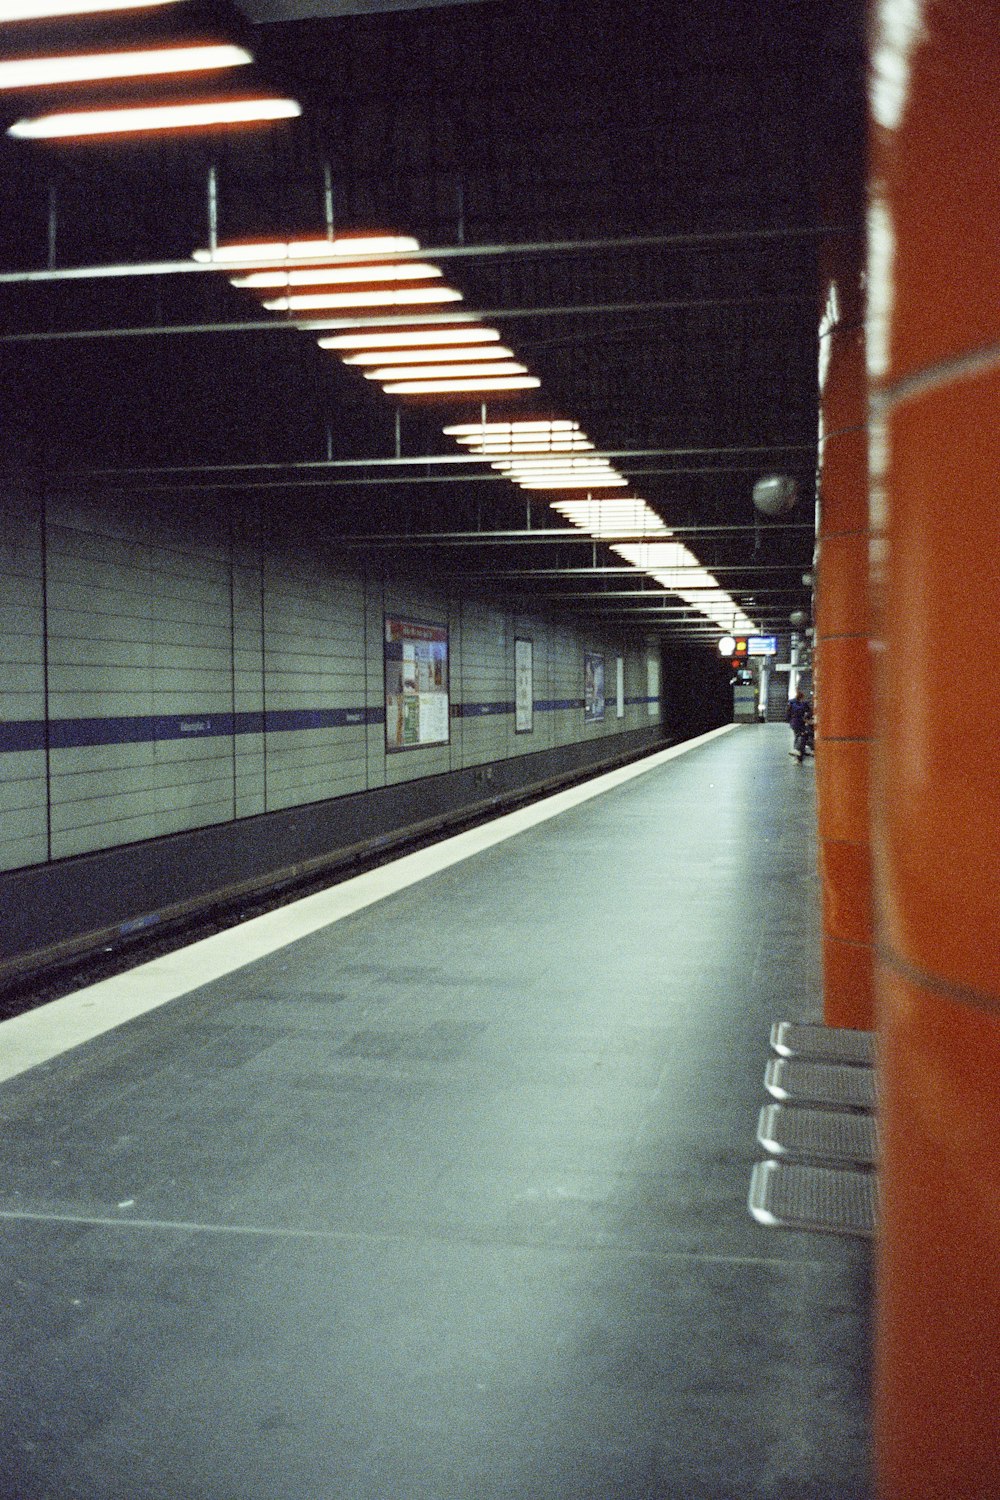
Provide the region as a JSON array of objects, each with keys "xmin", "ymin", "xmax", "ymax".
[{"xmin": 787, "ymin": 696, "xmax": 812, "ymax": 734}]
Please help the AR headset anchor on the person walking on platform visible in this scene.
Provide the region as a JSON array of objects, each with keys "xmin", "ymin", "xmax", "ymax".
[{"xmin": 787, "ymin": 689, "xmax": 813, "ymax": 763}]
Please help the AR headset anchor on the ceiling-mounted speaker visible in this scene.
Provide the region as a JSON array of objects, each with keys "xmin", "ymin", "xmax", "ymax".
[{"xmin": 752, "ymin": 474, "xmax": 798, "ymax": 516}]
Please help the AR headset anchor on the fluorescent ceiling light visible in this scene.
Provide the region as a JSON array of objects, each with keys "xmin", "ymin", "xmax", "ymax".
[
  {"xmin": 553, "ymin": 500, "xmax": 668, "ymax": 536},
  {"xmin": 381, "ymin": 376, "xmax": 542, "ymax": 394},
  {"xmin": 510, "ymin": 476, "xmax": 624, "ymax": 489},
  {"xmin": 462, "ymin": 439, "xmax": 594, "ymax": 452},
  {"xmin": 494, "ymin": 460, "xmax": 621, "ymax": 475},
  {"xmin": 517, "ymin": 476, "xmax": 628, "ymax": 489},
  {"xmin": 500, "ymin": 472, "xmax": 624, "ymax": 486},
  {"xmin": 444, "ymin": 420, "xmax": 580, "ymax": 436},
  {"xmin": 366, "ymin": 361, "xmax": 527, "ymax": 381},
  {"xmin": 192, "ymin": 235, "xmax": 420, "ymax": 265},
  {"xmin": 8, "ymin": 98, "xmax": 302, "ymax": 139},
  {"xmin": 303, "ymin": 313, "xmax": 478, "ymax": 332},
  {"xmin": 262, "ymin": 288, "xmax": 461, "ymax": 311},
  {"xmin": 5, "ymin": 0, "xmax": 180, "ymax": 16},
  {"xmin": 230, "ymin": 263, "xmax": 442, "ymax": 288},
  {"xmin": 344, "ymin": 345, "xmax": 514, "ymax": 366},
  {"xmin": 0, "ymin": 45, "xmax": 252, "ymax": 91},
  {"xmin": 320, "ymin": 328, "xmax": 501, "ymax": 350},
  {"xmin": 493, "ymin": 454, "xmax": 612, "ymax": 467}
]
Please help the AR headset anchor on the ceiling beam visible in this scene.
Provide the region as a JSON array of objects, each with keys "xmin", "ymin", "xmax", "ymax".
[
  {"xmin": 47, "ymin": 444, "xmax": 815, "ymax": 479},
  {"xmin": 0, "ymin": 224, "xmax": 851, "ymax": 286},
  {"xmin": 0, "ymin": 294, "xmax": 814, "ymax": 345}
]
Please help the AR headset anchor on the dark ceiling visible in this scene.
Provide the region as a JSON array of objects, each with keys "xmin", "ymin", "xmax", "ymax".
[{"xmin": 0, "ymin": 0, "xmax": 864, "ymax": 641}]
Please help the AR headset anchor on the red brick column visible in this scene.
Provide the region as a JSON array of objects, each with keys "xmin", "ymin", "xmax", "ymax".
[
  {"xmin": 815, "ymin": 214, "xmax": 875, "ymax": 1030},
  {"xmin": 869, "ymin": 4, "xmax": 1000, "ymax": 1494}
]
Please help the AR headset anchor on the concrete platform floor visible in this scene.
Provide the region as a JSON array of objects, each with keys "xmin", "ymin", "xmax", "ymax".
[{"xmin": 0, "ymin": 725, "xmax": 871, "ymax": 1499}]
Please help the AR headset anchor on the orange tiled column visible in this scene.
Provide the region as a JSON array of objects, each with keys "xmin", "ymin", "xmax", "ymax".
[
  {"xmin": 815, "ymin": 221, "xmax": 875, "ymax": 1030},
  {"xmin": 869, "ymin": 4, "xmax": 1000, "ymax": 1496}
]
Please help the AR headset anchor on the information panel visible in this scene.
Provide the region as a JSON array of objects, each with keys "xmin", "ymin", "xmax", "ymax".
[
  {"xmin": 515, "ymin": 637, "xmax": 533, "ymax": 733},
  {"xmin": 615, "ymin": 655, "xmax": 625, "ymax": 719},
  {"xmin": 584, "ymin": 650, "xmax": 605, "ymax": 723},
  {"xmin": 384, "ymin": 616, "xmax": 449, "ymax": 751},
  {"xmin": 747, "ymin": 635, "xmax": 778, "ymax": 656}
]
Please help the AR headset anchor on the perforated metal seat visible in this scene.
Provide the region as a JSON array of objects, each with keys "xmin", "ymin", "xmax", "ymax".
[
  {"xmin": 770, "ymin": 1020, "xmax": 875, "ymax": 1066},
  {"xmin": 748, "ymin": 1158, "xmax": 877, "ymax": 1237}
]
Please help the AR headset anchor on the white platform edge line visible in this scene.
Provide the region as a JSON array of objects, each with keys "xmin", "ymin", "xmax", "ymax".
[{"xmin": 0, "ymin": 724, "xmax": 736, "ymax": 1084}]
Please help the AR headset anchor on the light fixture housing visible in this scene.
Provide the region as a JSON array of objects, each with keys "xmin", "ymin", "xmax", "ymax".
[
  {"xmin": 319, "ymin": 328, "xmax": 501, "ymax": 350},
  {"xmin": 8, "ymin": 98, "xmax": 302, "ymax": 140},
  {"xmin": 230, "ymin": 264, "xmax": 442, "ymax": 288},
  {"xmin": 343, "ymin": 345, "xmax": 514, "ymax": 366},
  {"xmin": 443, "ymin": 420, "xmax": 580, "ymax": 436},
  {"xmin": 192, "ymin": 236, "xmax": 420, "ymax": 265},
  {"xmin": 381, "ymin": 376, "xmax": 541, "ymax": 394},
  {"xmin": 368, "ymin": 361, "xmax": 527, "ymax": 381},
  {"xmin": 0, "ymin": 46, "xmax": 253, "ymax": 91},
  {"xmin": 5, "ymin": 0, "xmax": 180, "ymax": 16},
  {"xmin": 261, "ymin": 288, "xmax": 462, "ymax": 311}
]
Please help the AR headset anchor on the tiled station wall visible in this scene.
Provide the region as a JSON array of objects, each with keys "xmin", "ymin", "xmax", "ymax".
[{"xmin": 0, "ymin": 481, "xmax": 661, "ymax": 876}]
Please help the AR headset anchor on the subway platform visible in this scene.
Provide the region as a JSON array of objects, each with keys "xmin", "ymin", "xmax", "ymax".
[{"xmin": 0, "ymin": 724, "xmax": 872, "ymax": 1500}]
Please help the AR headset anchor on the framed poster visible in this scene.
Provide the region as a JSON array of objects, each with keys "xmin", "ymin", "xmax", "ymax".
[
  {"xmin": 515, "ymin": 637, "xmax": 533, "ymax": 733},
  {"xmin": 384, "ymin": 616, "xmax": 449, "ymax": 751},
  {"xmin": 647, "ymin": 654, "xmax": 660, "ymax": 716},
  {"xmin": 615, "ymin": 655, "xmax": 625, "ymax": 719},
  {"xmin": 584, "ymin": 650, "xmax": 605, "ymax": 723}
]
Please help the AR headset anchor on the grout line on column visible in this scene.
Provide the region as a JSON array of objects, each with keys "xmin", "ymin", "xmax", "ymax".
[
  {"xmin": 877, "ymin": 339, "xmax": 1000, "ymax": 409},
  {"xmin": 880, "ymin": 943, "xmax": 1000, "ymax": 1016}
]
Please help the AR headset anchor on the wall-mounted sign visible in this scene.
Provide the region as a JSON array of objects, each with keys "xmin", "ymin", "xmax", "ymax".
[
  {"xmin": 747, "ymin": 635, "xmax": 778, "ymax": 656},
  {"xmin": 515, "ymin": 637, "xmax": 533, "ymax": 733},
  {"xmin": 615, "ymin": 655, "xmax": 625, "ymax": 719},
  {"xmin": 584, "ymin": 651, "xmax": 605, "ymax": 722},
  {"xmin": 384, "ymin": 616, "xmax": 449, "ymax": 751}
]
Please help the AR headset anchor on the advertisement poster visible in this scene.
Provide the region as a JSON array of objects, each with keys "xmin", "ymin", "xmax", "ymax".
[
  {"xmin": 384, "ymin": 617, "xmax": 449, "ymax": 751},
  {"xmin": 647, "ymin": 655, "xmax": 660, "ymax": 716},
  {"xmin": 515, "ymin": 638, "xmax": 533, "ymax": 733},
  {"xmin": 584, "ymin": 650, "xmax": 605, "ymax": 723},
  {"xmin": 615, "ymin": 655, "xmax": 625, "ymax": 719}
]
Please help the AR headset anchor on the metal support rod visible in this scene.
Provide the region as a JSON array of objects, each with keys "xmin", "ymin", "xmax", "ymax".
[
  {"xmin": 394, "ymin": 408, "xmax": 401, "ymax": 460},
  {"xmin": 452, "ymin": 564, "xmax": 813, "ymax": 576},
  {"xmin": 47, "ymin": 184, "xmax": 57, "ymax": 271},
  {"xmin": 0, "ymin": 223, "xmax": 854, "ymax": 285},
  {"xmin": 124, "ymin": 464, "xmax": 816, "ymax": 494},
  {"xmin": 0, "ymin": 295, "xmax": 814, "ymax": 343},
  {"xmin": 322, "ymin": 162, "xmax": 335, "ymax": 239},
  {"xmin": 55, "ymin": 443, "xmax": 814, "ymax": 478},
  {"xmin": 207, "ymin": 165, "xmax": 219, "ymax": 255},
  {"xmin": 320, "ymin": 525, "xmax": 815, "ymax": 546},
  {"xmin": 531, "ymin": 588, "xmax": 807, "ymax": 599},
  {"xmin": 456, "ymin": 179, "xmax": 465, "ymax": 246},
  {"xmin": 90, "ymin": 468, "xmax": 804, "ymax": 495}
]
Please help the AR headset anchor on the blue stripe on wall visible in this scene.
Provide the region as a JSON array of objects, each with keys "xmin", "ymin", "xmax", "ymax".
[
  {"xmin": 453, "ymin": 701, "xmax": 516, "ymax": 718},
  {"xmin": 0, "ymin": 695, "xmax": 655, "ymax": 754},
  {"xmin": 13, "ymin": 708, "xmax": 384, "ymax": 753},
  {"xmin": 0, "ymin": 720, "xmax": 46, "ymax": 753}
]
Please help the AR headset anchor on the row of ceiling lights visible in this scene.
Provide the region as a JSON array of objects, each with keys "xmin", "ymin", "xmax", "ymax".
[
  {"xmin": 5, "ymin": 1, "xmax": 757, "ymax": 637},
  {"xmin": 3, "ymin": 0, "xmax": 300, "ymax": 140},
  {"xmin": 196, "ymin": 233, "xmax": 542, "ymax": 397},
  {"xmin": 207, "ymin": 232, "xmax": 755, "ymax": 631}
]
